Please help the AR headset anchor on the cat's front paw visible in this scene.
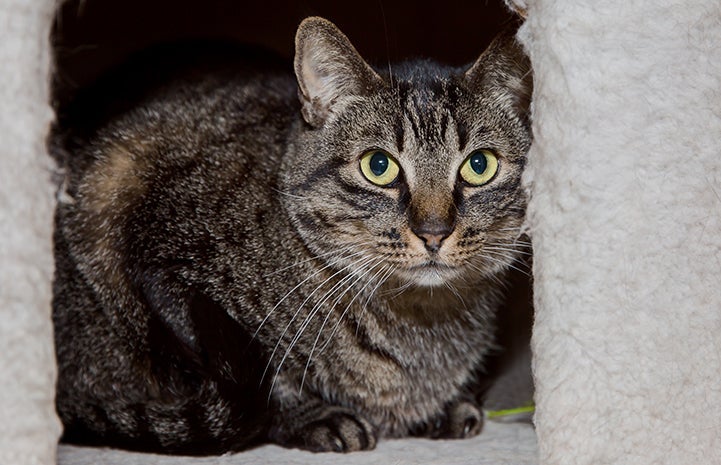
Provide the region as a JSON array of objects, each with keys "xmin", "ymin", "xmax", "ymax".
[
  {"xmin": 443, "ymin": 401, "xmax": 484, "ymax": 439},
  {"xmin": 272, "ymin": 406, "xmax": 377, "ymax": 453},
  {"xmin": 412, "ymin": 401, "xmax": 484, "ymax": 440}
]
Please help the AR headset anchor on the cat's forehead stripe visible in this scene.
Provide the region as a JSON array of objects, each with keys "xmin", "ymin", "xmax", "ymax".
[
  {"xmin": 456, "ymin": 119, "xmax": 468, "ymax": 153},
  {"xmin": 401, "ymin": 109, "xmax": 463, "ymax": 158},
  {"xmin": 397, "ymin": 80, "xmax": 458, "ymax": 150},
  {"xmin": 439, "ymin": 112, "xmax": 449, "ymax": 142},
  {"xmin": 394, "ymin": 117, "xmax": 404, "ymax": 153}
]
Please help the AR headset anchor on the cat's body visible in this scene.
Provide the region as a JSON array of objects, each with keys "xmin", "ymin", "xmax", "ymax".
[{"xmin": 52, "ymin": 18, "xmax": 531, "ymax": 454}]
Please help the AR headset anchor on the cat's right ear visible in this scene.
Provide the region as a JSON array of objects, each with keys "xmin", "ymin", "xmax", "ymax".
[
  {"xmin": 294, "ymin": 17, "xmax": 384, "ymax": 127},
  {"xmin": 464, "ymin": 28, "xmax": 532, "ymax": 126}
]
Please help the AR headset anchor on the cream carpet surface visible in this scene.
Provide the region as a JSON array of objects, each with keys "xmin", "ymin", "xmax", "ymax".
[{"xmin": 58, "ymin": 422, "xmax": 536, "ymax": 465}]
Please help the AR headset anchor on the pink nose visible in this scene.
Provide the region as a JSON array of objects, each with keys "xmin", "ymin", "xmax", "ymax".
[{"xmin": 417, "ymin": 232, "xmax": 446, "ymax": 253}]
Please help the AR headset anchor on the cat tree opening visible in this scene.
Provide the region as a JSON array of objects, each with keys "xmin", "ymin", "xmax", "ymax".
[{"xmin": 49, "ymin": 0, "xmax": 536, "ymax": 463}]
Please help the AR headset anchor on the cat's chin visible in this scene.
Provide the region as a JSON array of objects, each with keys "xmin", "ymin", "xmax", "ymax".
[{"xmin": 413, "ymin": 273, "xmax": 449, "ymax": 287}]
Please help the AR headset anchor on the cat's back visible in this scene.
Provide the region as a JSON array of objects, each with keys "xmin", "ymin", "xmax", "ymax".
[
  {"xmin": 52, "ymin": 41, "xmax": 301, "ymax": 314},
  {"xmin": 52, "ymin": 41, "xmax": 301, "ymax": 290},
  {"xmin": 53, "ymin": 42, "xmax": 299, "ymax": 184}
]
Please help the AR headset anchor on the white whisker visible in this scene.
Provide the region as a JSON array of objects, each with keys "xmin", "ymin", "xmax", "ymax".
[
  {"xmin": 380, "ymin": 275, "xmax": 414, "ymax": 299},
  {"xmin": 442, "ymin": 279, "xmax": 466, "ymax": 307},
  {"xmin": 284, "ymin": 254, "xmax": 378, "ymax": 363},
  {"xmin": 263, "ymin": 241, "xmax": 373, "ymax": 278},
  {"xmin": 353, "ymin": 264, "xmax": 397, "ymax": 338},
  {"xmin": 317, "ymin": 261, "xmax": 392, "ymax": 354},
  {"xmin": 481, "ymin": 250, "xmax": 531, "ymax": 277},
  {"xmin": 262, "ymin": 252, "xmax": 371, "ymax": 389},
  {"xmin": 266, "ymin": 253, "xmax": 377, "ymax": 396},
  {"xmin": 272, "ymin": 187, "xmax": 309, "ymax": 201},
  {"xmin": 484, "ymin": 245, "xmax": 532, "ymax": 257},
  {"xmin": 299, "ymin": 257, "xmax": 386, "ymax": 391},
  {"xmin": 466, "ymin": 261, "xmax": 508, "ymax": 287},
  {"xmin": 254, "ymin": 246, "xmax": 370, "ymax": 340}
]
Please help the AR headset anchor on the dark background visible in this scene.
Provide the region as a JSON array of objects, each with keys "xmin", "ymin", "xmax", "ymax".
[{"xmin": 52, "ymin": 0, "xmax": 514, "ymax": 101}]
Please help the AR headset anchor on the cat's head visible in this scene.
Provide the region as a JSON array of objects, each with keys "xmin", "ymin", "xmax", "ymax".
[{"xmin": 282, "ymin": 17, "xmax": 531, "ymax": 289}]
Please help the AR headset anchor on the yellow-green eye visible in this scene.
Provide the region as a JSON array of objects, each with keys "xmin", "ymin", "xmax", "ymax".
[
  {"xmin": 460, "ymin": 149, "xmax": 499, "ymax": 186},
  {"xmin": 360, "ymin": 150, "xmax": 400, "ymax": 186}
]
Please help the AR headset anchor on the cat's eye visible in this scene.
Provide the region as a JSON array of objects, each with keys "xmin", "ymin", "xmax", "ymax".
[
  {"xmin": 459, "ymin": 149, "xmax": 499, "ymax": 186},
  {"xmin": 360, "ymin": 150, "xmax": 400, "ymax": 186}
]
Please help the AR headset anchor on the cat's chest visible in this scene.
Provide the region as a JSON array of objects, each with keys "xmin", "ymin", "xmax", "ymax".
[
  {"xmin": 309, "ymin": 303, "xmax": 494, "ymax": 433},
  {"xmin": 243, "ymin": 261, "xmax": 497, "ymax": 433}
]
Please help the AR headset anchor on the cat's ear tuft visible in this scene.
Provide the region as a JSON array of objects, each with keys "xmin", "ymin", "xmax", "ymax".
[
  {"xmin": 294, "ymin": 17, "xmax": 384, "ymax": 127},
  {"xmin": 464, "ymin": 29, "xmax": 533, "ymax": 126}
]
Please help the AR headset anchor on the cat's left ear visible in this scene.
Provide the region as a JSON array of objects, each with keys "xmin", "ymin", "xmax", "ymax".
[
  {"xmin": 464, "ymin": 28, "xmax": 533, "ymax": 125},
  {"xmin": 295, "ymin": 17, "xmax": 384, "ymax": 127}
]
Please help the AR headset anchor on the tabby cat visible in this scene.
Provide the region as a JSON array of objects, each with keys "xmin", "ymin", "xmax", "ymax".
[{"xmin": 52, "ymin": 17, "xmax": 532, "ymax": 454}]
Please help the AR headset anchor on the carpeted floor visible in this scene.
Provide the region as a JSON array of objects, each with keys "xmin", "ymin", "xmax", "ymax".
[{"xmin": 58, "ymin": 422, "xmax": 537, "ymax": 465}]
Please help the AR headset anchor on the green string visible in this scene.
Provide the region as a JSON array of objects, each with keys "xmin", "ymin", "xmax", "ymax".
[{"xmin": 485, "ymin": 404, "xmax": 535, "ymax": 419}]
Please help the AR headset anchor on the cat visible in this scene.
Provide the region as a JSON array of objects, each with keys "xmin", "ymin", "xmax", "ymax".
[{"xmin": 51, "ymin": 16, "xmax": 532, "ymax": 455}]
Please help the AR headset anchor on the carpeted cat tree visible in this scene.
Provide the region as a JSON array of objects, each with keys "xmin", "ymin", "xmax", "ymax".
[{"xmin": 2, "ymin": 0, "xmax": 721, "ymax": 464}]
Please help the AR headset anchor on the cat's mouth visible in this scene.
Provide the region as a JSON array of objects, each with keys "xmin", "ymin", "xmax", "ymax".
[
  {"xmin": 404, "ymin": 261, "xmax": 458, "ymax": 287},
  {"xmin": 410, "ymin": 261, "xmax": 453, "ymax": 271}
]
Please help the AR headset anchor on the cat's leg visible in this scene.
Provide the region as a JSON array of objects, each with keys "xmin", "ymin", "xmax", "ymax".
[{"xmin": 268, "ymin": 400, "xmax": 378, "ymax": 452}]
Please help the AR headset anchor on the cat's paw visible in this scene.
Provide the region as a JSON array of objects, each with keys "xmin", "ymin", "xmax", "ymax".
[
  {"xmin": 272, "ymin": 406, "xmax": 377, "ymax": 453},
  {"xmin": 301, "ymin": 410, "xmax": 377, "ymax": 452},
  {"xmin": 442, "ymin": 401, "xmax": 484, "ymax": 439},
  {"xmin": 412, "ymin": 401, "xmax": 484, "ymax": 440}
]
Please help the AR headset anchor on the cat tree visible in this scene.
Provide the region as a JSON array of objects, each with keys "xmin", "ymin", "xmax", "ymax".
[
  {"xmin": 2, "ymin": 0, "xmax": 720, "ymax": 464},
  {"xmin": 510, "ymin": 1, "xmax": 721, "ymax": 463}
]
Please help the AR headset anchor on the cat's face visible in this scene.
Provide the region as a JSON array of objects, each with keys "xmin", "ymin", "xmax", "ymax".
[{"xmin": 282, "ymin": 17, "xmax": 531, "ymax": 289}]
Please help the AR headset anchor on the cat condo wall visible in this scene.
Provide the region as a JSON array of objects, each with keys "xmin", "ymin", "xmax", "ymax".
[{"xmin": 1, "ymin": 0, "xmax": 720, "ymax": 464}]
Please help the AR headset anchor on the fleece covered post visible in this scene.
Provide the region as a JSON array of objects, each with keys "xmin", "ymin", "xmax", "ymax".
[
  {"xmin": 0, "ymin": 1, "xmax": 62, "ymax": 464},
  {"xmin": 509, "ymin": 0, "xmax": 721, "ymax": 464}
]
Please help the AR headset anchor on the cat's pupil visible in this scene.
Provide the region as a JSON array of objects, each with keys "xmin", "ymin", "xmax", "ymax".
[
  {"xmin": 370, "ymin": 152, "xmax": 389, "ymax": 176},
  {"xmin": 470, "ymin": 152, "xmax": 488, "ymax": 174}
]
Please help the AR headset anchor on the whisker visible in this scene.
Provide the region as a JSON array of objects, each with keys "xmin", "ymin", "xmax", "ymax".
[
  {"xmin": 484, "ymin": 245, "xmax": 532, "ymax": 257},
  {"xmin": 254, "ymin": 246, "xmax": 370, "ymax": 339},
  {"xmin": 286, "ymin": 254, "xmax": 378, "ymax": 362},
  {"xmin": 442, "ymin": 279, "xmax": 466, "ymax": 308},
  {"xmin": 466, "ymin": 261, "xmax": 508, "ymax": 287},
  {"xmin": 266, "ymin": 254, "xmax": 377, "ymax": 395},
  {"xmin": 262, "ymin": 252, "xmax": 372, "ymax": 388},
  {"xmin": 272, "ymin": 187, "xmax": 309, "ymax": 201},
  {"xmin": 381, "ymin": 275, "xmax": 414, "ymax": 299},
  {"xmin": 263, "ymin": 241, "xmax": 373, "ymax": 278},
  {"xmin": 354, "ymin": 264, "xmax": 397, "ymax": 337},
  {"xmin": 317, "ymin": 261, "xmax": 392, "ymax": 353},
  {"xmin": 300, "ymin": 257, "xmax": 386, "ymax": 391},
  {"xmin": 378, "ymin": 0, "xmax": 394, "ymax": 88},
  {"xmin": 480, "ymin": 251, "xmax": 531, "ymax": 277}
]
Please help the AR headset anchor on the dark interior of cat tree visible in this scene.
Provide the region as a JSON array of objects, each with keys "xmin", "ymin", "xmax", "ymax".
[
  {"xmin": 51, "ymin": 0, "xmax": 533, "ymax": 439},
  {"xmin": 53, "ymin": 0, "xmax": 515, "ymax": 103}
]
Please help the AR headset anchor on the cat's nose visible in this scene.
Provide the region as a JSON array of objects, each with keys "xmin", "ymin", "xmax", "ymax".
[
  {"xmin": 409, "ymin": 193, "xmax": 456, "ymax": 253},
  {"xmin": 412, "ymin": 221, "xmax": 454, "ymax": 253},
  {"xmin": 417, "ymin": 233, "xmax": 446, "ymax": 253}
]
